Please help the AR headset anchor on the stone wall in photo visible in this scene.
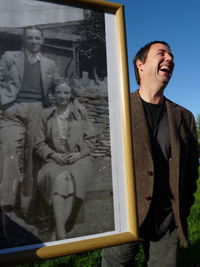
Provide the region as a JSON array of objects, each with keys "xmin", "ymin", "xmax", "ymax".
[{"xmin": 75, "ymin": 77, "xmax": 111, "ymax": 160}]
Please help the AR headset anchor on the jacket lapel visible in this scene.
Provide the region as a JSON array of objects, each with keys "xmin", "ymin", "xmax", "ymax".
[
  {"xmin": 40, "ymin": 55, "xmax": 49, "ymax": 93},
  {"xmin": 131, "ymin": 91, "xmax": 152, "ymax": 158},
  {"xmin": 166, "ymin": 99, "xmax": 181, "ymax": 196},
  {"xmin": 15, "ymin": 52, "xmax": 25, "ymax": 83},
  {"xmin": 46, "ymin": 111, "xmax": 64, "ymax": 152},
  {"xmin": 66, "ymin": 119, "xmax": 83, "ymax": 152}
]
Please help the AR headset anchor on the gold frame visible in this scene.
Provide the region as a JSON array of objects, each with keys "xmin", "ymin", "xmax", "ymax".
[{"xmin": 0, "ymin": 0, "xmax": 138, "ymax": 264}]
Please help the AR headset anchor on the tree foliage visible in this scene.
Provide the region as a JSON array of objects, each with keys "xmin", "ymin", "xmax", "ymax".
[
  {"xmin": 75, "ymin": 10, "xmax": 107, "ymax": 79},
  {"xmin": 196, "ymin": 114, "xmax": 200, "ymax": 155}
]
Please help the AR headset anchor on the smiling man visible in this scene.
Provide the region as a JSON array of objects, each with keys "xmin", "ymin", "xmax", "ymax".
[
  {"xmin": 102, "ymin": 41, "xmax": 199, "ymax": 266},
  {"xmin": 0, "ymin": 26, "xmax": 59, "ymax": 220}
]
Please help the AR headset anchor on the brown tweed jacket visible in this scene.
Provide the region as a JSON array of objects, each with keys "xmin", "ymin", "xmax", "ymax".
[{"xmin": 130, "ymin": 90, "xmax": 199, "ymax": 247}]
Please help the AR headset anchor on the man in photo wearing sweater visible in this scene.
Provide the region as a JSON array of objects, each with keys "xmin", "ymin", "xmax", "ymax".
[{"xmin": 0, "ymin": 26, "xmax": 58, "ymax": 218}]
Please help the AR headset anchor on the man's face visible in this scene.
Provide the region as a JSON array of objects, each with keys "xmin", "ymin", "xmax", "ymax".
[
  {"xmin": 138, "ymin": 43, "xmax": 174, "ymax": 87},
  {"xmin": 23, "ymin": 29, "xmax": 43, "ymax": 54}
]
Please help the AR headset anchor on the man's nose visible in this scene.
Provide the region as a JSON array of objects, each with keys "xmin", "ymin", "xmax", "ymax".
[{"xmin": 166, "ymin": 53, "xmax": 173, "ymax": 61}]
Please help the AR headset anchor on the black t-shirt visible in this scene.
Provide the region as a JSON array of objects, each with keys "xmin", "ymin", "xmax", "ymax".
[
  {"xmin": 140, "ymin": 98, "xmax": 174, "ymax": 240},
  {"xmin": 142, "ymin": 98, "xmax": 166, "ymax": 136}
]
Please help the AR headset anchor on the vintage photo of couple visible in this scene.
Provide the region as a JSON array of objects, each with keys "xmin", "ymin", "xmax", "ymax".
[{"xmin": 0, "ymin": 0, "xmax": 114, "ymax": 250}]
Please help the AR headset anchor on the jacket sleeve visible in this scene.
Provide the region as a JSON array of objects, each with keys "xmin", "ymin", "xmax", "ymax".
[
  {"xmin": 45, "ymin": 60, "xmax": 60, "ymax": 93},
  {"xmin": 184, "ymin": 113, "xmax": 199, "ymax": 216},
  {"xmin": 34, "ymin": 111, "xmax": 56, "ymax": 161},
  {"xmin": 0, "ymin": 51, "xmax": 17, "ymax": 77},
  {"xmin": 0, "ymin": 63, "xmax": 21, "ymax": 106}
]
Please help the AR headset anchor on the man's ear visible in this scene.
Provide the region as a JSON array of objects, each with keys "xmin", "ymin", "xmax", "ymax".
[{"xmin": 136, "ymin": 59, "xmax": 144, "ymax": 72}]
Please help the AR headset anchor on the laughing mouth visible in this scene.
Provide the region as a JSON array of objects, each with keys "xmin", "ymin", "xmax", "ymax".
[{"xmin": 159, "ymin": 66, "xmax": 172, "ymax": 75}]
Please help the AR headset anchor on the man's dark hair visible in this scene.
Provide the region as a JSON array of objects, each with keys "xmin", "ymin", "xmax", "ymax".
[
  {"xmin": 133, "ymin": 41, "xmax": 171, "ymax": 85},
  {"xmin": 22, "ymin": 25, "xmax": 43, "ymax": 40}
]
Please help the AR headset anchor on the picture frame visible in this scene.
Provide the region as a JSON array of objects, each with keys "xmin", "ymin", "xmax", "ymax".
[{"xmin": 0, "ymin": 0, "xmax": 138, "ymax": 265}]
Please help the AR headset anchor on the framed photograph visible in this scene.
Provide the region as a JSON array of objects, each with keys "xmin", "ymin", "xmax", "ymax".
[{"xmin": 0, "ymin": 0, "xmax": 138, "ymax": 264}]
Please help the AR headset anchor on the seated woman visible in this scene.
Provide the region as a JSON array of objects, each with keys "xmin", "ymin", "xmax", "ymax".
[{"xmin": 34, "ymin": 79, "xmax": 96, "ymax": 240}]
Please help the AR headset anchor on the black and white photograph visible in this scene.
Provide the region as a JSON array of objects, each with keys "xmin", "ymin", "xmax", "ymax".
[{"xmin": 0, "ymin": 0, "xmax": 138, "ymax": 264}]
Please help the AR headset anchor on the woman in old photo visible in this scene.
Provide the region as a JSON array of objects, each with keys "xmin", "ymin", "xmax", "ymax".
[{"xmin": 34, "ymin": 79, "xmax": 96, "ymax": 240}]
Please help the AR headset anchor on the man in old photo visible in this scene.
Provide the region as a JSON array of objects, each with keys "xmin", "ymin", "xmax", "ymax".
[
  {"xmin": 102, "ymin": 41, "xmax": 199, "ymax": 266},
  {"xmin": 0, "ymin": 26, "xmax": 58, "ymax": 219}
]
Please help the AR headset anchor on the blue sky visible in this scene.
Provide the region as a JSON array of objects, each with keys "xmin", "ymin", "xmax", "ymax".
[{"xmin": 107, "ymin": 0, "xmax": 200, "ymax": 119}]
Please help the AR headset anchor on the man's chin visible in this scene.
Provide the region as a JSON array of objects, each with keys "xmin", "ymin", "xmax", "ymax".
[
  {"xmin": 160, "ymin": 76, "xmax": 171, "ymax": 84},
  {"xmin": 158, "ymin": 79, "xmax": 170, "ymax": 88}
]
